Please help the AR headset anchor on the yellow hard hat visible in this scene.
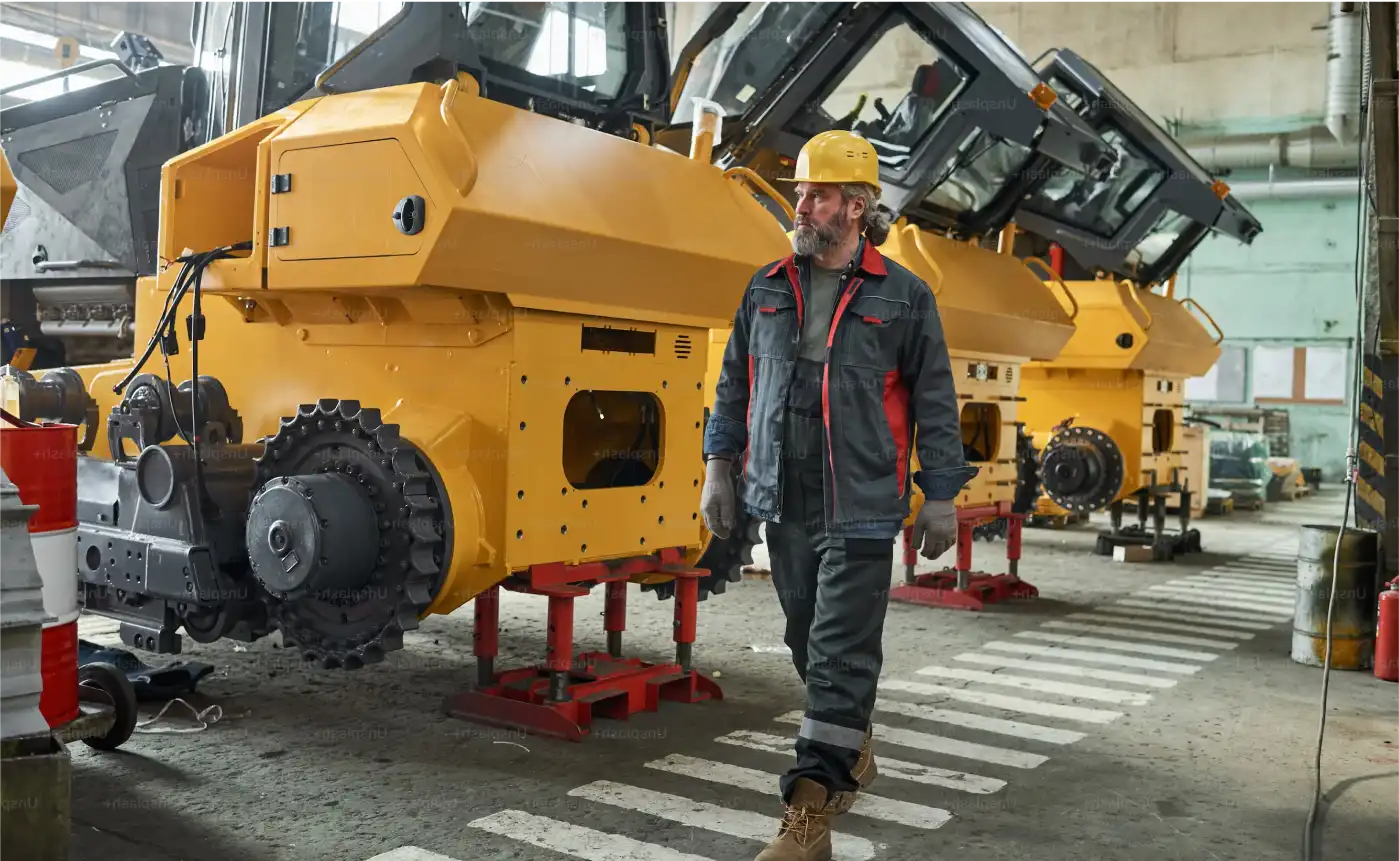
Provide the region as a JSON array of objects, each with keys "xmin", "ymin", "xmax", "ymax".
[{"xmin": 780, "ymin": 130, "xmax": 881, "ymax": 192}]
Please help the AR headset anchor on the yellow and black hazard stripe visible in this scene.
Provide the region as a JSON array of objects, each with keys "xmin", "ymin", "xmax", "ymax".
[{"xmin": 1356, "ymin": 352, "xmax": 1386, "ymax": 530}]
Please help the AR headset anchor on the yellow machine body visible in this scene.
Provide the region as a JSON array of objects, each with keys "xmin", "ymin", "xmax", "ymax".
[
  {"xmin": 702, "ymin": 218, "xmax": 1079, "ymax": 519},
  {"xmin": 1, "ymin": 147, "xmax": 15, "ymax": 228},
  {"xmin": 1020, "ymin": 276, "xmax": 1223, "ymax": 513},
  {"xmin": 52, "ymin": 80, "xmax": 791, "ymax": 617}
]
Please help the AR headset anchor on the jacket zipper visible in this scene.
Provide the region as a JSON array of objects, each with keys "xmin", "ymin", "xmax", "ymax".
[{"xmin": 824, "ymin": 270, "xmax": 863, "ymax": 525}]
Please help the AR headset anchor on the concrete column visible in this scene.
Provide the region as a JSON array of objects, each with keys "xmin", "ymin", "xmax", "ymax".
[{"xmin": 0, "ymin": 466, "xmax": 71, "ymax": 861}]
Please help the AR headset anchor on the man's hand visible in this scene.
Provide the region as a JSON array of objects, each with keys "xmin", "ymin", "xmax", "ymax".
[
  {"xmin": 701, "ymin": 456, "xmax": 737, "ymax": 539},
  {"xmin": 911, "ymin": 497, "xmax": 957, "ymax": 560}
]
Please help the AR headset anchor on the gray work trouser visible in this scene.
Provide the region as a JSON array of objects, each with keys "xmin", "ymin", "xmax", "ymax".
[{"xmin": 767, "ymin": 409, "xmax": 894, "ymax": 802}]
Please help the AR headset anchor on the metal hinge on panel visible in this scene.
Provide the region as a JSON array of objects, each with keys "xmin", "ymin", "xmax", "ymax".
[
  {"xmin": 271, "ymin": 173, "xmax": 291, "ymax": 194},
  {"xmin": 269, "ymin": 226, "xmax": 289, "ymax": 246}
]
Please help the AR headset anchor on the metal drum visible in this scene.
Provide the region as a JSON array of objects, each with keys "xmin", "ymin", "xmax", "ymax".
[{"xmin": 1291, "ymin": 524, "xmax": 1380, "ymax": 669}]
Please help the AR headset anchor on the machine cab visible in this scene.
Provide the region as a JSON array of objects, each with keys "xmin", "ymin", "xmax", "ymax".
[
  {"xmin": 1011, "ymin": 48, "xmax": 1264, "ymax": 285},
  {"xmin": 663, "ymin": 1, "xmax": 1118, "ymax": 236}
]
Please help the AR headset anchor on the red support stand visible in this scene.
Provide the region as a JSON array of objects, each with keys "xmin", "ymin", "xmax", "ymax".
[
  {"xmin": 890, "ymin": 505, "xmax": 1038, "ymax": 611},
  {"xmin": 442, "ymin": 548, "xmax": 723, "ymax": 741}
]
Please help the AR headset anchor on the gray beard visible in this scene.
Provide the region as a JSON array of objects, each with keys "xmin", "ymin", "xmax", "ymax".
[{"xmin": 792, "ymin": 210, "xmax": 848, "ymax": 257}]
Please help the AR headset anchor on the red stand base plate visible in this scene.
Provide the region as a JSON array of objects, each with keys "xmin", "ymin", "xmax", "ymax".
[
  {"xmin": 442, "ymin": 651, "xmax": 722, "ymax": 742},
  {"xmin": 890, "ymin": 571, "xmax": 1039, "ymax": 611}
]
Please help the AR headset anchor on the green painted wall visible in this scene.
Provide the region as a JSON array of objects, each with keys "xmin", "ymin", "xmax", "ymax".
[{"xmin": 1177, "ymin": 190, "xmax": 1362, "ymax": 481}]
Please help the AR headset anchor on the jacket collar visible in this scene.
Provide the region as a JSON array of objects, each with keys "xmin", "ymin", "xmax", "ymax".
[{"xmin": 765, "ymin": 234, "xmax": 888, "ymax": 281}]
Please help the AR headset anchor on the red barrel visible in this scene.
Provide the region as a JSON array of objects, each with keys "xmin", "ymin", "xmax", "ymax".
[
  {"xmin": 1377, "ymin": 586, "xmax": 1399, "ymax": 683},
  {"xmin": 0, "ymin": 415, "xmax": 80, "ymax": 726}
]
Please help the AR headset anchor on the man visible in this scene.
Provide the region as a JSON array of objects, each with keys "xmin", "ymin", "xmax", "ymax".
[{"xmin": 701, "ymin": 130, "xmax": 977, "ymax": 861}]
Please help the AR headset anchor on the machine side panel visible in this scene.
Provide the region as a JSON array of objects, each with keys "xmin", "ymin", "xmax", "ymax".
[{"xmin": 503, "ymin": 310, "xmax": 708, "ymax": 570}]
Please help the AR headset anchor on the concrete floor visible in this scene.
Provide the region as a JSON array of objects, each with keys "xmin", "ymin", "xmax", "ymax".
[{"xmin": 65, "ymin": 487, "xmax": 1397, "ymax": 861}]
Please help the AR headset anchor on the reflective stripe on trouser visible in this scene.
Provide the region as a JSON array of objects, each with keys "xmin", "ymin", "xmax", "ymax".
[{"xmin": 768, "ymin": 408, "xmax": 893, "ymax": 802}]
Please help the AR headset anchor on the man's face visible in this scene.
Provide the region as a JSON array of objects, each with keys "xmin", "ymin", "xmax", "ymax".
[{"xmin": 792, "ymin": 182, "xmax": 863, "ymax": 257}]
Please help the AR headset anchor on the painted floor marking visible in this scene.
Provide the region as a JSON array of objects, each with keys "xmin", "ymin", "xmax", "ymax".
[
  {"xmin": 1207, "ymin": 565, "xmax": 1295, "ymax": 578},
  {"xmin": 1082, "ymin": 606, "xmax": 1272, "ymax": 632},
  {"xmin": 364, "ymin": 849, "xmax": 463, "ymax": 861},
  {"xmin": 912, "ymin": 664, "xmax": 1155, "ymax": 704},
  {"xmin": 879, "ymin": 678, "xmax": 1124, "ymax": 724},
  {"xmin": 568, "ymin": 780, "xmax": 876, "ymax": 861},
  {"xmin": 645, "ymin": 753, "xmax": 953, "ymax": 830},
  {"xmin": 1013, "ymin": 631, "xmax": 1224, "ymax": 661},
  {"xmin": 1146, "ymin": 584, "xmax": 1295, "ymax": 607},
  {"xmin": 772, "ymin": 710, "xmax": 1048, "ymax": 769},
  {"xmin": 870, "ymin": 698, "xmax": 1087, "ymax": 745},
  {"xmin": 1039, "ymin": 620, "xmax": 1240, "ymax": 650},
  {"xmin": 952, "ymin": 652, "xmax": 1178, "ymax": 689},
  {"xmin": 1137, "ymin": 588, "xmax": 1295, "ymax": 615},
  {"xmin": 715, "ymin": 729, "xmax": 1007, "ymax": 795},
  {"xmin": 1114, "ymin": 598, "xmax": 1289, "ymax": 625},
  {"xmin": 1178, "ymin": 575, "xmax": 1295, "ymax": 594},
  {"xmin": 467, "ymin": 809, "xmax": 717, "ymax": 861},
  {"xmin": 977, "ymin": 641, "xmax": 1202, "ymax": 675}
]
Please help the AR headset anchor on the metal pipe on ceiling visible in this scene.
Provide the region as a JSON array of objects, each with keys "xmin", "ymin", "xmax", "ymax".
[{"xmin": 1223, "ymin": 177, "xmax": 1361, "ymax": 200}]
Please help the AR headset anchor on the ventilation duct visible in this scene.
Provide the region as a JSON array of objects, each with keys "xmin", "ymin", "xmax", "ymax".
[
  {"xmin": 1184, "ymin": 127, "xmax": 1358, "ymax": 172},
  {"xmin": 1324, "ymin": 2, "xmax": 1364, "ymax": 145}
]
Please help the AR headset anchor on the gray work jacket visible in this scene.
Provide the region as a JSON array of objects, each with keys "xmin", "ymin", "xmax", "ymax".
[{"xmin": 703, "ymin": 237, "xmax": 978, "ymax": 538}]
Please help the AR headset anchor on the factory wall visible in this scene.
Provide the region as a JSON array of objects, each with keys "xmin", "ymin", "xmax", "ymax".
[
  {"xmin": 969, "ymin": 2, "xmax": 1333, "ymax": 135},
  {"xmin": 1176, "ymin": 190, "xmax": 1363, "ymax": 480}
]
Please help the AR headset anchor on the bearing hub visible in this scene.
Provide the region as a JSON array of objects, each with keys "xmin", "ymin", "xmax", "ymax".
[
  {"xmin": 1039, "ymin": 425, "xmax": 1124, "ymax": 513},
  {"xmin": 247, "ymin": 474, "xmax": 380, "ymax": 600},
  {"xmin": 251, "ymin": 399, "xmax": 450, "ymax": 669}
]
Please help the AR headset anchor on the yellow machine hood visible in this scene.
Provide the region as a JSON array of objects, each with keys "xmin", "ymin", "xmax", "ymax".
[
  {"xmin": 159, "ymin": 81, "xmax": 790, "ymax": 330},
  {"xmin": 1034, "ymin": 278, "xmax": 1223, "ymax": 378},
  {"xmin": 879, "ymin": 220, "xmax": 1077, "ymax": 362}
]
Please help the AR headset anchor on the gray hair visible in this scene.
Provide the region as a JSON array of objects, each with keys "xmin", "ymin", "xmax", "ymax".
[{"xmin": 840, "ymin": 182, "xmax": 892, "ymax": 245}]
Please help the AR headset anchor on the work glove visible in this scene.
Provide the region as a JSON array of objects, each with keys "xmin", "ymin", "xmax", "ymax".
[
  {"xmin": 911, "ymin": 497, "xmax": 958, "ymax": 560},
  {"xmin": 701, "ymin": 456, "xmax": 737, "ymax": 539}
]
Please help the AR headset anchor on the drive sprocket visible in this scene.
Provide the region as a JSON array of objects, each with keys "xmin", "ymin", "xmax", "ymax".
[
  {"xmin": 645, "ymin": 511, "xmax": 762, "ymax": 602},
  {"xmin": 251, "ymin": 399, "xmax": 449, "ymax": 669}
]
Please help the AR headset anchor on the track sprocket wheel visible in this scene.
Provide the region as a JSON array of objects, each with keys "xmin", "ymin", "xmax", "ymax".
[
  {"xmin": 1039, "ymin": 425, "xmax": 1124, "ymax": 515},
  {"xmin": 251, "ymin": 399, "xmax": 449, "ymax": 669},
  {"xmin": 1012, "ymin": 423, "xmax": 1041, "ymax": 516}
]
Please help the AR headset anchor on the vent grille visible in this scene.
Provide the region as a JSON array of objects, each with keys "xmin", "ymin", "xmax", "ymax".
[
  {"xmin": 17, "ymin": 130, "xmax": 118, "ymax": 195},
  {"xmin": 1004, "ymin": 366, "xmax": 1014, "ymax": 386},
  {"xmin": 674, "ymin": 334, "xmax": 692, "ymax": 359}
]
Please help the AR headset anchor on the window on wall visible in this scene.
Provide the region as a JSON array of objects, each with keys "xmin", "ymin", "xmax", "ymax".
[
  {"xmin": 1251, "ymin": 345, "xmax": 1348, "ymax": 405},
  {"xmin": 1185, "ymin": 346, "xmax": 1246, "ymax": 402}
]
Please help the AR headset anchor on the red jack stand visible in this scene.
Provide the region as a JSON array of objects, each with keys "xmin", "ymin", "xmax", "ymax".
[
  {"xmin": 889, "ymin": 505, "xmax": 1038, "ymax": 611},
  {"xmin": 441, "ymin": 547, "xmax": 722, "ymax": 741}
]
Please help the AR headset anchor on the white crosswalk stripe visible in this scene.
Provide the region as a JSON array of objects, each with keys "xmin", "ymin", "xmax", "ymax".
[
  {"xmin": 468, "ymin": 809, "xmax": 718, "ymax": 860},
  {"xmin": 769, "ymin": 711, "xmax": 1051, "ymax": 769},
  {"xmin": 913, "ymin": 664, "xmax": 1156, "ymax": 704},
  {"xmin": 952, "ymin": 651, "xmax": 1179, "ymax": 688},
  {"xmin": 879, "ymin": 678, "xmax": 1124, "ymax": 724},
  {"xmin": 1178, "ymin": 575, "xmax": 1295, "ymax": 594},
  {"xmin": 1079, "ymin": 606, "xmax": 1272, "ymax": 632},
  {"xmin": 568, "ymin": 780, "xmax": 877, "ymax": 861},
  {"xmin": 1039, "ymin": 620, "xmax": 1240, "ymax": 650},
  {"xmin": 1144, "ymin": 584, "xmax": 1295, "ymax": 607},
  {"xmin": 1114, "ymin": 598, "xmax": 1289, "ymax": 625},
  {"xmin": 977, "ymin": 641, "xmax": 1202, "ymax": 675},
  {"xmin": 1136, "ymin": 588, "xmax": 1295, "ymax": 615},
  {"xmin": 646, "ymin": 753, "xmax": 953, "ymax": 830},
  {"xmin": 715, "ymin": 729, "xmax": 1007, "ymax": 795},
  {"xmin": 872, "ymin": 697, "xmax": 1087, "ymax": 745},
  {"xmin": 1012, "ymin": 631, "xmax": 1223, "ymax": 661}
]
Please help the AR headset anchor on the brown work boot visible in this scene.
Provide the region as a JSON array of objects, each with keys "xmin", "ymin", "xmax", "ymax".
[
  {"xmin": 832, "ymin": 726, "xmax": 876, "ymax": 813},
  {"xmin": 754, "ymin": 778, "xmax": 834, "ymax": 861}
]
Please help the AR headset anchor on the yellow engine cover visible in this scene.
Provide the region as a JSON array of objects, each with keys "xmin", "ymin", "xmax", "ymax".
[{"xmin": 55, "ymin": 80, "xmax": 792, "ymax": 617}]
